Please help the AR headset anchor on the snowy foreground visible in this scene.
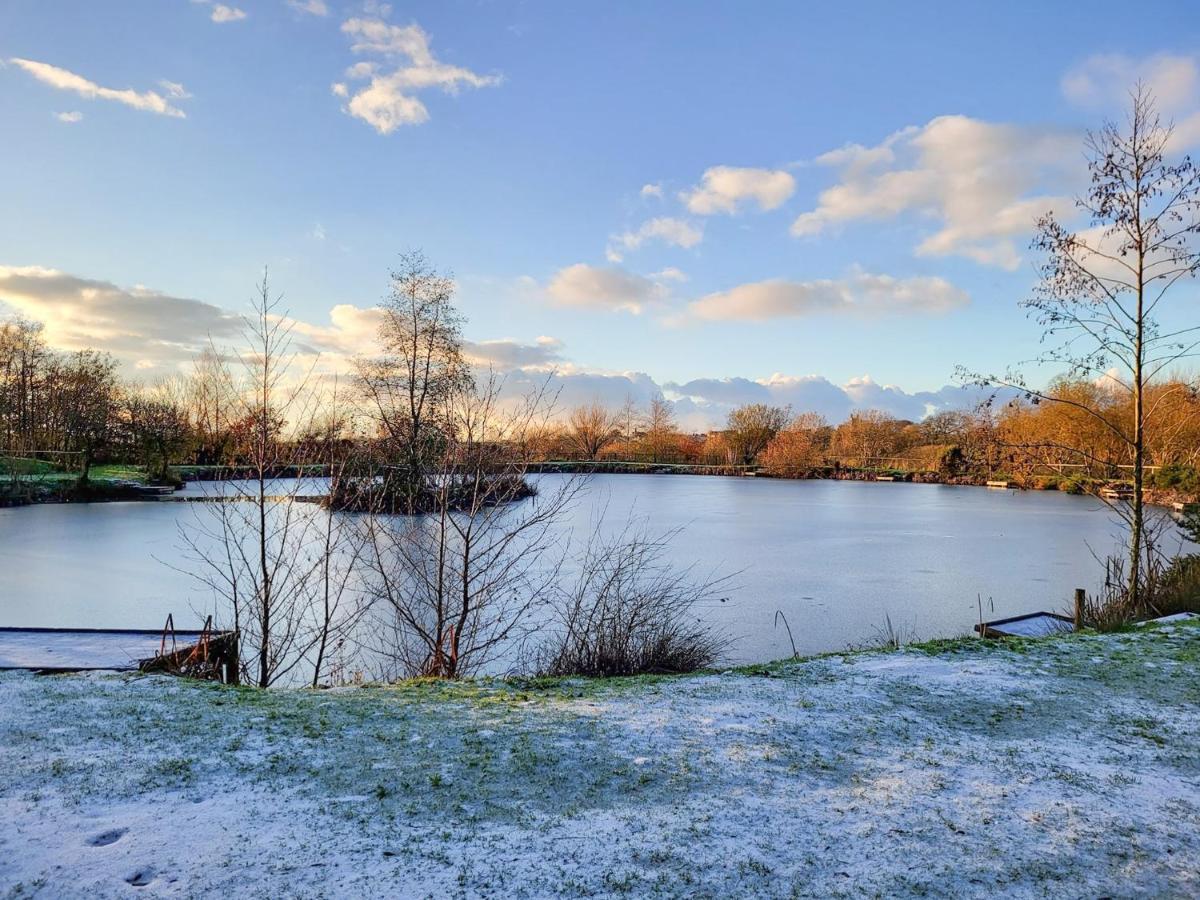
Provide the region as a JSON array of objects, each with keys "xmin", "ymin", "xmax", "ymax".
[{"xmin": 2, "ymin": 624, "xmax": 1199, "ymax": 899}]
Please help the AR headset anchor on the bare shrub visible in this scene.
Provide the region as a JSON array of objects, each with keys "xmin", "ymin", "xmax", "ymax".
[{"xmin": 537, "ymin": 523, "xmax": 730, "ymax": 678}]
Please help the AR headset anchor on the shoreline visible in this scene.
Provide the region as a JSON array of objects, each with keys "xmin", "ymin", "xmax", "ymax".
[{"xmin": 5, "ymin": 464, "xmax": 1193, "ymax": 511}]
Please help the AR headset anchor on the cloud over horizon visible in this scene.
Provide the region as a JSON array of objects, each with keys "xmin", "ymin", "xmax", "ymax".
[{"xmin": 0, "ymin": 263, "xmax": 997, "ymax": 428}]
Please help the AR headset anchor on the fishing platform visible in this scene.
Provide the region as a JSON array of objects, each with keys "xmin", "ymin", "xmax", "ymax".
[{"xmin": 0, "ymin": 616, "xmax": 238, "ymax": 683}]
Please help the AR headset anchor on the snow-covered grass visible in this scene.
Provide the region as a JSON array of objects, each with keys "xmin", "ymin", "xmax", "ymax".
[{"xmin": 2, "ymin": 623, "xmax": 1199, "ymax": 898}]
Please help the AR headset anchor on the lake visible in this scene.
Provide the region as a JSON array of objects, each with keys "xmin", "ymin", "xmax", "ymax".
[{"xmin": 0, "ymin": 474, "xmax": 1177, "ymax": 665}]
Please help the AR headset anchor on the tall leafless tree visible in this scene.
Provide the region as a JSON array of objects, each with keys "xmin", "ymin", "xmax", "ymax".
[
  {"xmin": 355, "ymin": 251, "xmax": 472, "ymax": 509},
  {"xmin": 181, "ymin": 271, "xmax": 341, "ymax": 687},
  {"xmin": 968, "ymin": 86, "xmax": 1200, "ymax": 607},
  {"xmin": 362, "ymin": 373, "xmax": 582, "ymax": 678}
]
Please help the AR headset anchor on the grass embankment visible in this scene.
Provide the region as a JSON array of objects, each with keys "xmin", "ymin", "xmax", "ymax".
[
  {"xmin": 1, "ymin": 620, "xmax": 1197, "ymax": 897},
  {"xmin": 0, "ymin": 458, "xmax": 171, "ymax": 506}
]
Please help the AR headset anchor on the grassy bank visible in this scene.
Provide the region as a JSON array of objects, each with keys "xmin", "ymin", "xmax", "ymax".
[
  {"xmin": 1, "ymin": 621, "xmax": 1197, "ymax": 897},
  {"xmin": 0, "ymin": 459, "xmax": 172, "ymax": 506}
]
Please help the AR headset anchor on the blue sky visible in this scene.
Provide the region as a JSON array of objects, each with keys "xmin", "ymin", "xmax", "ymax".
[{"xmin": 1, "ymin": 1, "xmax": 1198, "ymax": 426}]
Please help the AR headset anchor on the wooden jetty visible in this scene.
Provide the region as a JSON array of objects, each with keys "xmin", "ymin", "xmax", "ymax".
[
  {"xmin": 974, "ymin": 611, "xmax": 1075, "ymax": 639},
  {"xmin": 985, "ymin": 480, "xmax": 1010, "ymax": 489},
  {"xmin": 0, "ymin": 617, "xmax": 238, "ymax": 683}
]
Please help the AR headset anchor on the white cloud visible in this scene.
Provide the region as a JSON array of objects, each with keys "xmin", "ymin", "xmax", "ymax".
[
  {"xmin": 608, "ymin": 217, "xmax": 703, "ymax": 260},
  {"xmin": 681, "ymin": 166, "xmax": 796, "ymax": 215},
  {"xmin": 650, "ymin": 267, "xmax": 688, "ymax": 283},
  {"xmin": 210, "ymin": 4, "xmax": 247, "ymax": 23},
  {"xmin": 0, "ymin": 265, "xmax": 241, "ymax": 369},
  {"xmin": 159, "ymin": 80, "xmax": 192, "ymax": 100},
  {"xmin": 463, "ymin": 336, "xmax": 564, "ymax": 371},
  {"xmin": 8, "ymin": 58, "xmax": 189, "ymax": 118},
  {"xmin": 286, "ymin": 0, "xmax": 329, "ymax": 15},
  {"xmin": 640, "ymin": 182, "xmax": 664, "ymax": 199},
  {"xmin": 685, "ymin": 271, "xmax": 968, "ymax": 322},
  {"xmin": 0, "ymin": 263, "xmax": 1006, "ymax": 429},
  {"xmin": 1062, "ymin": 53, "xmax": 1198, "ymax": 112},
  {"xmin": 791, "ymin": 116, "xmax": 1079, "ymax": 269},
  {"xmin": 1062, "ymin": 52, "xmax": 1200, "ymax": 152},
  {"xmin": 666, "ymin": 374, "xmax": 1001, "ymax": 429},
  {"xmin": 334, "ymin": 17, "xmax": 500, "ymax": 133},
  {"xmin": 54, "ymin": 111, "xmax": 83, "ymax": 124},
  {"xmin": 545, "ymin": 264, "xmax": 666, "ymax": 315}
]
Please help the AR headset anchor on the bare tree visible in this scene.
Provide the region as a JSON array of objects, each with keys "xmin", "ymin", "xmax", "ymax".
[
  {"xmin": 362, "ymin": 374, "xmax": 583, "ymax": 678},
  {"xmin": 123, "ymin": 377, "xmax": 192, "ymax": 483},
  {"xmin": 58, "ymin": 350, "xmax": 119, "ymax": 487},
  {"xmin": 567, "ymin": 401, "xmax": 621, "ymax": 460},
  {"xmin": 967, "ymin": 86, "xmax": 1200, "ymax": 607},
  {"xmin": 616, "ymin": 394, "xmax": 644, "ymax": 442},
  {"xmin": 355, "ymin": 251, "xmax": 472, "ymax": 509},
  {"xmin": 643, "ymin": 396, "xmax": 678, "ymax": 463},
  {"xmin": 187, "ymin": 347, "xmax": 237, "ymax": 466},
  {"xmin": 181, "ymin": 271, "xmax": 335, "ymax": 688},
  {"xmin": 726, "ymin": 403, "xmax": 791, "ymax": 465}
]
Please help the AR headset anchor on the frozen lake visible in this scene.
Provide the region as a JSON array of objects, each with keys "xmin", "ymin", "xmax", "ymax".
[{"xmin": 0, "ymin": 474, "xmax": 1171, "ymax": 664}]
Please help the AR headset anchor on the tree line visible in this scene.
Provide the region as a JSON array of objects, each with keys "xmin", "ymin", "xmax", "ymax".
[{"xmin": 523, "ymin": 385, "xmax": 1200, "ymax": 490}]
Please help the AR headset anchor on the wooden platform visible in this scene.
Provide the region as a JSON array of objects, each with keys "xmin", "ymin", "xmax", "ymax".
[
  {"xmin": 974, "ymin": 612, "xmax": 1075, "ymax": 639},
  {"xmin": 0, "ymin": 627, "xmax": 212, "ymax": 673}
]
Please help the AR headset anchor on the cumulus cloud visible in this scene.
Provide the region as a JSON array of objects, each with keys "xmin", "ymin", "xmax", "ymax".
[
  {"xmin": 1063, "ymin": 52, "xmax": 1198, "ymax": 111},
  {"xmin": 640, "ymin": 183, "xmax": 664, "ymax": 199},
  {"xmin": 685, "ymin": 271, "xmax": 968, "ymax": 322},
  {"xmin": 681, "ymin": 166, "xmax": 796, "ymax": 215},
  {"xmin": 462, "ymin": 336, "xmax": 565, "ymax": 371},
  {"xmin": 607, "ymin": 217, "xmax": 703, "ymax": 261},
  {"xmin": 0, "ymin": 266, "xmax": 241, "ymax": 369},
  {"xmin": 8, "ymin": 59, "xmax": 189, "ymax": 118},
  {"xmin": 496, "ymin": 368, "xmax": 664, "ymax": 417},
  {"xmin": 0, "ymin": 264, "xmax": 1010, "ymax": 429},
  {"xmin": 334, "ymin": 17, "xmax": 500, "ymax": 133},
  {"xmin": 545, "ymin": 264, "xmax": 666, "ymax": 315},
  {"xmin": 54, "ymin": 111, "xmax": 83, "ymax": 123},
  {"xmin": 286, "ymin": 0, "xmax": 329, "ymax": 15},
  {"xmin": 210, "ymin": 4, "xmax": 247, "ymax": 23},
  {"xmin": 190, "ymin": 0, "xmax": 247, "ymax": 23},
  {"xmin": 650, "ymin": 267, "xmax": 687, "ymax": 283},
  {"xmin": 1062, "ymin": 52, "xmax": 1200, "ymax": 151},
  {"xmin": 665, "ymin": 373, "xmax": 1002, "ymax": 429},
  {"xmin": 791, "ymin": 115, "xmax": 1079, "ymax": 269}
]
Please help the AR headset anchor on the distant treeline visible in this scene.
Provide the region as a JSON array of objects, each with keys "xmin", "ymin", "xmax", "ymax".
[
  {"xmin": 515, "ymin": 387, "xmax": 1200, "ymax": 495},
  {"xmin": 3, "ymin": 315, "xmax": 1199, "ymax": 497}
]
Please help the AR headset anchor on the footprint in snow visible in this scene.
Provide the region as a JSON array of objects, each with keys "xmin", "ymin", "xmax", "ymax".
[
  {"xmin": 125, "ymin": 868, "xmax": 155, "ymax": 887},
  {"xmin": 87, "ymin": 828, "xmax": 127, "ymax": 847}
]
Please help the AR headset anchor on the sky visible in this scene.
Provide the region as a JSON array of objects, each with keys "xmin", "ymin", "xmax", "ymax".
[{"xmin": 1, "ymin": 0, "xmax": 1199, "ymax": 428}]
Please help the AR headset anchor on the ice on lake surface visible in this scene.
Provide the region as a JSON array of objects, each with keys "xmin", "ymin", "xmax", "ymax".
[{"xmin": 0, "ymin": 474, "xmax": 1185, "ymax": 664}]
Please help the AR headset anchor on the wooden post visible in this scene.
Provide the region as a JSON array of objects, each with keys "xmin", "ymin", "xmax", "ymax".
[{"xmin": 1073, "ymin": 588, "xmax": 1086, "ymax": 632}]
